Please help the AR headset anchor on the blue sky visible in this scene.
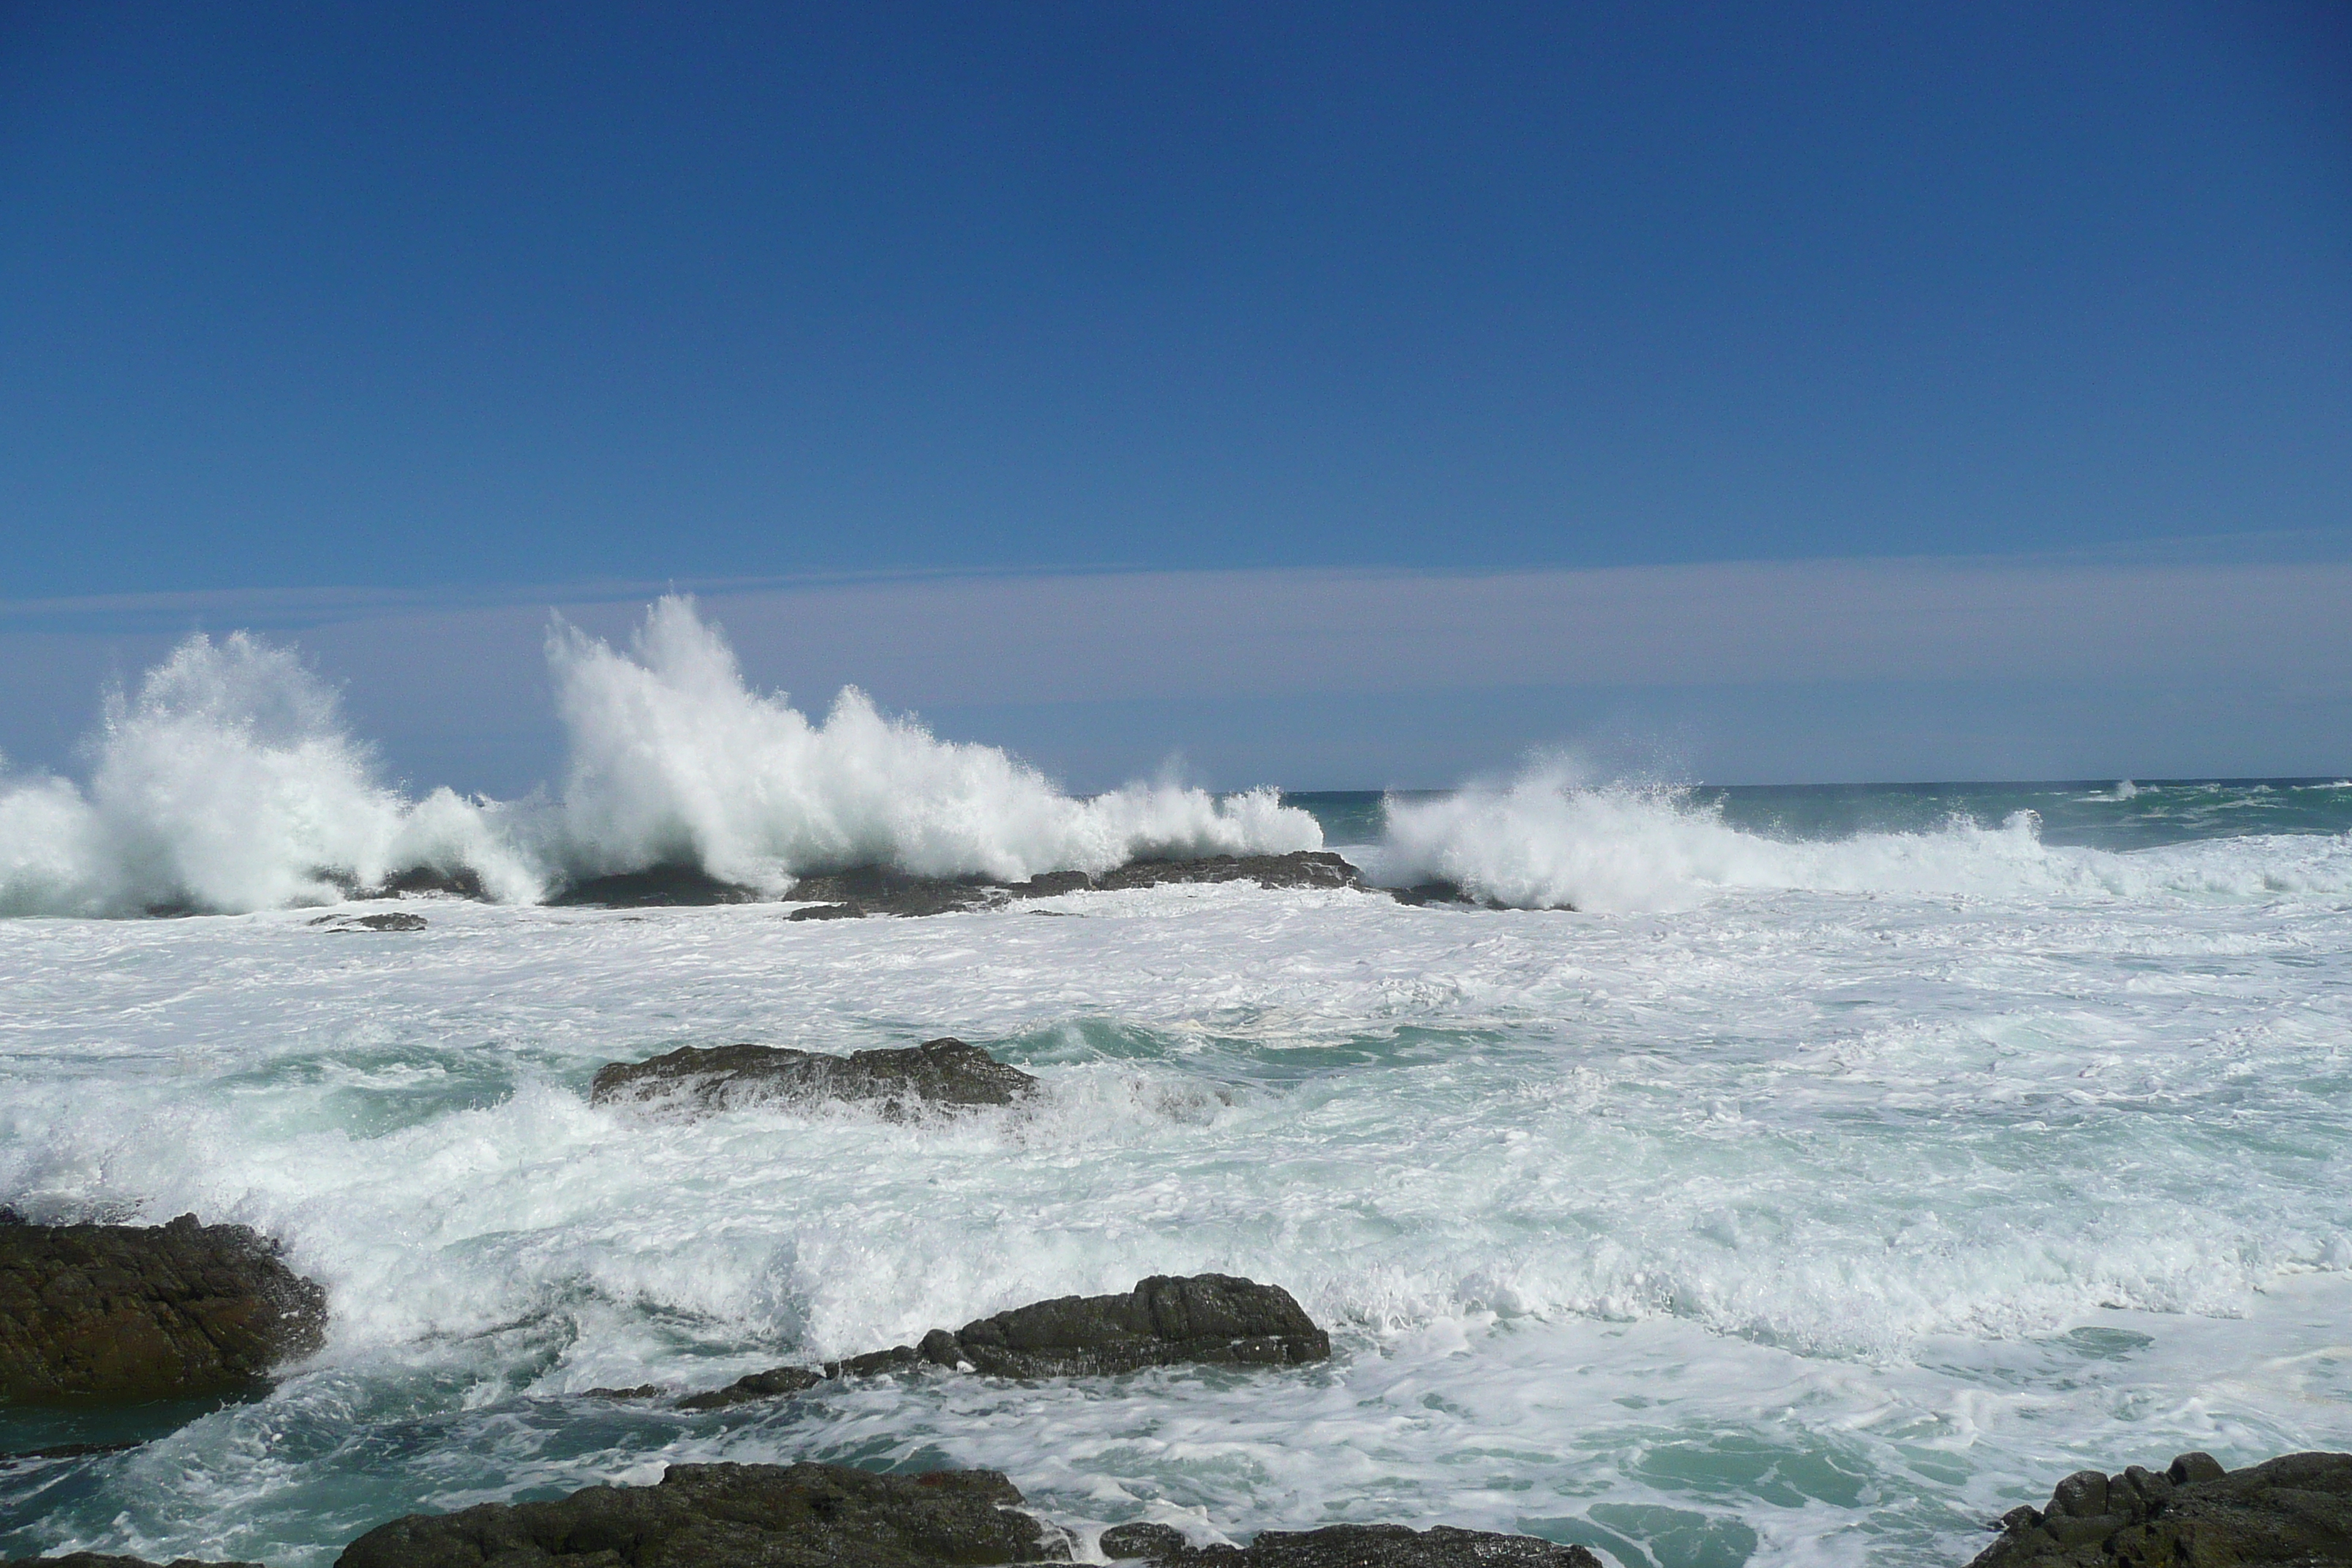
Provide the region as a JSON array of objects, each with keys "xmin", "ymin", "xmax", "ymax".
[{"xmin": 2, "ymin": 2, "xmax": 2347, "ymax": 788}]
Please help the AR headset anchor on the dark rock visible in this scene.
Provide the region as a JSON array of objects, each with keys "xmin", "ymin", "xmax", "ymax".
[
  {"xmin": 679, "ymin": 1274, "xmax": 1330, "ymax": 1409},
  {"xmin": 1968, "ymin": 1450, "xmax": 2352, "ymax": 1566},
  {"xmin": 1089, "ymin": 853, "xmax": 1365, "ymax": 893},
  {"xmin": 673, "ymin": 1365, "xmax": 823, "ymax": 1411},
  {"xmin": 1387, "ymin": 880, "xmax": 1562, "ymax": 911},
  {"xmin": 549, "ymin": 864, "xmax": 764, "ymax": 908},
  {"xmin": 770, "ymin": 853, "xmax": 1373, "ymax": 920},
  {"xmin": 1102, "ymin": 1523, "xmax": 1599, "ymax": 1568},
  {"xmin": 782, "ymin": 867, "xmax": 1003, "ymax": 919},
  {"xmin": 0, "ymin": 1214, "xmax": 327, "ymax": 1403},
  {"xmin": 371, "ymin": 866, "xmax": 488, "ymax": 900},
  {"xmin": 335, "ymin": 1460, "xmax": 1066, "ymax": 1568},
  {"xmin": 589, "ymin": 1039, "xmax": 1038, "ymax": 1117},
  {"xmin": 4, "ymin": 1556, "xmax": 264, "ymax": 1568},
  {"xmin": 938, "ymin": 1273, "xmax": 1330, "ymax": 1377},
  {"xmin": 311, "ymin": 912, "xmax": 428, "ymax": 932},
  {"xmin": 578, "ymin": 1383, "xmax": 668, "ymax": 1401}
]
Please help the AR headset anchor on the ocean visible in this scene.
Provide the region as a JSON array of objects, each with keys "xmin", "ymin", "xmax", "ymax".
[{"xmin": 3, "ymin": 600, "xmax": 2349, "ymax": 1568}]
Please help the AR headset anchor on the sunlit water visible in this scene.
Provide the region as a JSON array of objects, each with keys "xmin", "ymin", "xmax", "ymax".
[{"xmin": 5, "ymin": 777, "xmax": 2351, "ymax": 1568}]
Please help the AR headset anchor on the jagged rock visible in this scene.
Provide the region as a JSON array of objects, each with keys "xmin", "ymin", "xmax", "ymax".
[
  {"xmin": 371, "ymin": 866, "xmax": 487, "ymax": 900},
  {"xmin": 589, "ymin": 1039, "xmax": 1038, "ymax": 1117},
  {"xmin": 0, "ymin": 1215, "xmax": 327, "ymax": 1403},
  {"xmin": 1100, "ymin": 1521, "xmax": 1600, "ymax": 1568},
  {"xmin": 4, "ymin": 1556, "xmax": 263, "ymax": 1568},
  {"xmin": 336, "ymin": 1460, "xmax": 1066, "ymax": 1568},
  {"xmin": 676, "ymin": 1274, "xmax": 1329, "ymax": 1409},
  {"xmin": 549, "ymin": 864, "xmax": 764, "ymax": 908},
  {"xmin": 1968, "ymin": 1450, "xmax": 2352, "ymax": 1566},
  {"xmin": 311, "ymin": 912, "xmax": 428, "ymax": 932}
]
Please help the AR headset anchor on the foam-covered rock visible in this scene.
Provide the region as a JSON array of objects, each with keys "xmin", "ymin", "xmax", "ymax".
[
  {"xmin": 0, "ymin": 1214, "xmax": 326, "ymax": 1403},
  {"xmin": 1968, "ymin": 1450, "xmax": 2352, "ymax": 1566},
  {"xmin": 589, "ymin": 1038, "xmax": 1037, "ymax": 1117}
]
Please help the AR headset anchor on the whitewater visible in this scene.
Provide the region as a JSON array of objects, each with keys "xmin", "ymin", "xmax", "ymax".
[{"xmin": 3, "ymin": 600, "xmax": 2350, "ymax": 1568}]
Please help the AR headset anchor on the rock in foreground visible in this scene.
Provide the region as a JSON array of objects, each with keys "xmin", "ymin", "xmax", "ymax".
[
  {"xmin": 337, "ymin": 1461, "xmax": 1064, "ymax": 1568},
  {"xmin": 1970, "ymin": 1450, "xmax": 2352, "ymax": 1566},
  {"xmin": 335, "ymin": 1461, "xmax": 1596, "ymax": 1568},
  {"xmin": 0, "ymin": 1214, "xmax": 327, "ymax": 1403},
  {"xmin": 678, "ymin": 1273, "xmax": 1328, "ymax": 1410},
  {"xmin": 589, "ymin": 1039, "xmax": 1038, "ymax": 1115},
  {"xmin": 1100, "ymin": 1522, "xmax": 1599, "ymax": 1568}
]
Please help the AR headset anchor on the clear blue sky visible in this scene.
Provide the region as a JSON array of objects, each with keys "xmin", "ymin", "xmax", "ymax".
[{"xmin": 1, "ymin": 2, "xmax": 2348, "ymax": 787}]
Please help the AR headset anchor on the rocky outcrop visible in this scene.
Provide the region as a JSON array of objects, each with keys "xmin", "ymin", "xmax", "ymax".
[
  {"xmin": 0, "ymin": 1215, "xmax": 327, "ymax": 1403},
  {"xmin": 589, "ymin": 1039, "xmax": 1038, "ymax": 1116},
  {"xmin": 676, "ymin": 1274, "xmax": 1329, "ymax": 1411},
  {"xmin": 311, "ymin": 912, "xmax": 428, "ymax": 932},
  {"xmin": 337, "ymin": 1461, "xmax": 1063, "ymax": 1568},
  {"xmin": 1088, "ymin": 853, "xmax": 1366, "ymax": 893},
  {"xmin": 548, "ymin": 864, "xmax": 764, "ymax": 908},
  {"xmin": 1969, "ymin": 1450, "xmax": 2352, "ymax": 1566},
  {"xmin": 333, "ymin": 1461, "xmax": 1594, "ymax": 1568},
  {"xmin": 1099, "ymin": 1521, "xmax": 1599, "ymax": 1568},
  {"xmin": 370, "ymin": 866, "xmax": 487, "ymax": 900}
]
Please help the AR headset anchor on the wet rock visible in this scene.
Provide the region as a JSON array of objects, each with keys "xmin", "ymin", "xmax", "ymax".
[
  {"xmin": 0, "ymin": 1215, "xmax": 327, "ymax": 1403},
  {"xmin": 674, "ymin": 1365, "xmax": 823, "ymax": 1411},
  {"xmin": 934, "ymin": 1273, "xmax": 1330, "ymax": 1377},
  {"xmin": 370, "ymin": 866, "xmax": 487, "ymax": 900},
  {"xmin": 589, "ymin": 1038, "xmax": 1038, "ymax": 1116},
  {"xmin": 1089, "ymin": 852, "xmax": 1365, "ymax": 893},
  {"xmin": 1101, "ymin": 1523, "xmax": 1600, "ymax": 1568},
  {"xmin": 781, "ymin": 867, "xmax": 1004, "ymax": 918},
  {"xmin": 336, "ymin": 1460, "xmax": 1066, "ymax": 1568},
  {"xmin": 311, "ymin": 912, "xmax": 428, "ymax": 932},
  {"xmin": 548, "ymin": 864, "xmax": 764, "ymax": 908},
  {"xmin": 1968, "ymin": 1450, "xmax": 2352, "ymax": 1566},
  {"xmin": 4, "ymin": 1556, "xmax": 264, "ymax": 1568},
  {"xmin": 679, "ymin": 1274, "xmax": 1329, "ymax": 1409}
]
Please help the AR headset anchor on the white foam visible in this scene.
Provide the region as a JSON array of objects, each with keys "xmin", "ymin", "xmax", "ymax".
[
  {"xmin": 1376, "ymin": 765, "xmax": 2352, "ymax": 911},
  {"xmin": 0, "ymin": 599, "xmax": 1319, "ymax": 915}
]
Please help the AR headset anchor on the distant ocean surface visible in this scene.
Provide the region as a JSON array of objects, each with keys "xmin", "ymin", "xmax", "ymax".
[{"xmin": 4, "ymin": 601, "xmax": 2349, "ymax": 1568}]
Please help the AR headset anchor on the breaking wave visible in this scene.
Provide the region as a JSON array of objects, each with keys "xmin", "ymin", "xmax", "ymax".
[
  {"xmin": 0, "ymin": 598, "xmax": 1319, "ymax": 916},
  {"xmin": 1378, "ymin": 766, "xmax": 2352, "ymax": 912}
]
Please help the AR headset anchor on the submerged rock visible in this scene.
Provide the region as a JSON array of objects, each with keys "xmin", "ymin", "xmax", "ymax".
[
  {"xmin": 548, "ymin": 864, "xmax": 764, "ymax": 908},
  {"xmin": 1968, "ymin": 1450, "xmax": 2352, "ymax": 1566},
  {"xmin": 311, "ymin": 912, "xmax": 428, "ymax": 932},
  {"xmin": 0, "ymin": 1215, "xmax": 327, "ymax": 1403},
  {"xmin": 1099, "ymin": 1521, "xmax": 1599, "ymax": 1568},
  {"xmin": 677, "ymin": 1273, "xmax": 1329, "ymax": 1410},
  {"xmin": 337, "ymin": 1460, "xmax": 1064, "ymax": 1568},
  {"xmin": 589, "ymin": 1038, "xmax": 1039, "ymax": 1116}
]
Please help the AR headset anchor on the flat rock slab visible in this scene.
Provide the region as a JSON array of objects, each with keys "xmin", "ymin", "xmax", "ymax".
[
  {"xmin": 0, "ymin": 1214, "xmax": 327, "ymax": 1403},
  {"xmin": 677, "ymin": 1273, "xmax": 1329, "ymax": 1410},
  {"xmin": 1100, "ymin": 1522, "xmax": 1599, "ymax": 1568},
  {"xmin": 552, "ymin": 852, "xmax": 1372, "ymax": 914},
  {"xmin": 336, "ymin": 1460, "xmax": 1064, "ymax": 1568},
  {"xmin": 1970, "ymin": 1450, "xmax": 2352, "ymax": 1565},
  {"xmin": 589, "ymin": 1039, "xmax": 1037, "ymax": 1117}
]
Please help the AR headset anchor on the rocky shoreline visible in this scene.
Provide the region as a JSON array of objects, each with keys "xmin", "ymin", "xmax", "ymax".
[{"xmin": 8, "ymin": 1055, "xmax": 2342, "ymax": 1567}]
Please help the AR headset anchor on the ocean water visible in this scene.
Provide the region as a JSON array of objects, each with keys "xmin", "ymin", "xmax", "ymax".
[{"xmin": 3, "ymin": 603, "xmax": 2351, "ymax": 1568}]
